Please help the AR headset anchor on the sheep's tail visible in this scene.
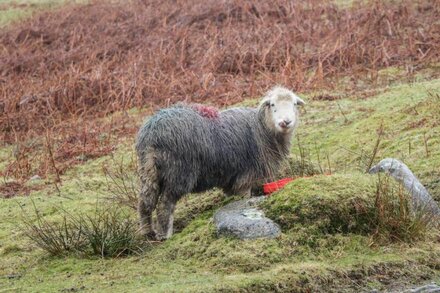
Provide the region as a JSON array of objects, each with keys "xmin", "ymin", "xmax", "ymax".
[{"xmin": 138, "ymin": 150, "xmax": 161, "ymax": 238}]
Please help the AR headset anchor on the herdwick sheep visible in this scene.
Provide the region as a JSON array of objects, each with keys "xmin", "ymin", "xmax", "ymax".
[{"xmin": 135, "ymin": 86, "xmax": 305, "ymax": 240}]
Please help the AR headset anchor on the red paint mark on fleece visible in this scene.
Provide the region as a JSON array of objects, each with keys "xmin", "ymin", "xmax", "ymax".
[
  {"xmin": 263, "ymin": 178, "xmax": 293, "ymax": 194},
  {"xmin": 263, "ymin": 174, "xmax": 333, "ymax": 195},
  {"xmin": 190, "ymin": 104, "xmax": 219, "ymax": 119}
]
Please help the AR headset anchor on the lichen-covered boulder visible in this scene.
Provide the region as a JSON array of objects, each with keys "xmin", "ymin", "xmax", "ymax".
[{"xmin": 213, "ymin": 196, "xmax": 281, "ymax": 239}]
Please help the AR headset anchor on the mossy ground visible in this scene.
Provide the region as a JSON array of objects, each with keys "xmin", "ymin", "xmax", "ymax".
[
  {"xmin": 1, "ymin": 76, "xmax": 439, "ymax": 292},
  {"xmin": 0, "ymin": 0, "xmax": 79, "ymax": 27},
  {"xmin": 296, "ymin": 78, "xmax": 440, "ymax": 200}
]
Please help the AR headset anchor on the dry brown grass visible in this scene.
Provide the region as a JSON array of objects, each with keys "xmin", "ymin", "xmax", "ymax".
[
  {"xmin": 0, "ymin": 0, "xmax": 439, "ymax": 194},
  {"xmin": 1, "ymin": 0, "xmax": 439, "ymax": 138}
]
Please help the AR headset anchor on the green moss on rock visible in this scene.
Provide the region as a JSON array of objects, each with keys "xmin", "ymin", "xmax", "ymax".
[{"xmin": 261, "ymin": 173, "xmax": 377, "ymax": 236}]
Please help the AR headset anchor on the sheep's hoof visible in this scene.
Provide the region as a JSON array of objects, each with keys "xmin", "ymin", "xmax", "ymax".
[
  {"xmin": 153, "ymin": 229, "xmax": 172, "ymax": 241},
  {"xmin": 154, "ymin": 234, "xmax": 168, "ymax": 242},
  {"xmin": 137, "ymin": 228, "xmax": 157, "ymax": 241},
  {"xmin": 139, "ymin": 229, "xmax": 168, "ymax": 242},
  {"xmin": 146, "ymin": 231, "xmax": 158, "ymax": 241}
]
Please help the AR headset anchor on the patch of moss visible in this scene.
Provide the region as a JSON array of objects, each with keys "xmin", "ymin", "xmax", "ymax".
[
  {"xmin": 160, "ymin": 213, "xmax": 285, "ymax": 273},
  {"xmin": 232, "ymin": 256, "xmax": 440, "ymax": 293},
  {"xmin": 261, "ymin": 174, "xmax": 377, "ymax": 235}
]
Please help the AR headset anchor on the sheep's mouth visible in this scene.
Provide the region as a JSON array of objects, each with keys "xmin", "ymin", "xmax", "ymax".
[{"xmin": 276, "ymin": 125, "xmax": 294, "ymax": 133}]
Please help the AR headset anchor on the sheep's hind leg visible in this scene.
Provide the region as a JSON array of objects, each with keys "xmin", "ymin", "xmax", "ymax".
[
  {"xmin": 154, "ymin": 195, "xmax": 177, "ymax": 240},
  {"xmin": 138, "ymin": 150, "xmax": 161, "ymax": 239},
  {"xmin": 138, "ymin": 195, "xmax": 159, "ymax": 239},
  {"xmin": 138, "ymin": 170, "xmax": 160, "ymax": 238}
]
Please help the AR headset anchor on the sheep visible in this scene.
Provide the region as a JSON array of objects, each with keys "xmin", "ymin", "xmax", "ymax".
[{"xmin": 135, "ymin": 86, "xmax": 305, "ymax": 240}]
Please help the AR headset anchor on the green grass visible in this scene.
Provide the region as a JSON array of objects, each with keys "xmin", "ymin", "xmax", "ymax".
[
  {"xmin": 1, "ymin": 75, "xmax": 440, "ymax": 291},
  {"xmin": 294, "ymin": 79, "xmax": 440, "ymax": 197},
  {"xmin": 0, "ymin": 0, "xmax": 84, "ymax": 27}
]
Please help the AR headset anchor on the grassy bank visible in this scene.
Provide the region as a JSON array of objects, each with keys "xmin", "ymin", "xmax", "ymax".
[{"xmin": 1, "ymin": 77, "xmax": 440, "ymax": 292}]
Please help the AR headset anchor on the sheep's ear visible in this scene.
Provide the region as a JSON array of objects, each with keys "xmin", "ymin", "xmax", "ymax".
[
  {"xmin": 260, "ymin": 98, "xmax": 271, "ymax": 108},
  {"xmin": 295, "ymin": 97, "xmax": 306, "ymax": 106}
]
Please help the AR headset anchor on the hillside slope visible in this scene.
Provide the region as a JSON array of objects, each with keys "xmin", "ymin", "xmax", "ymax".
[{"xmin": 1, "ymin": 78, "xmax": 439, "ymax": 292}]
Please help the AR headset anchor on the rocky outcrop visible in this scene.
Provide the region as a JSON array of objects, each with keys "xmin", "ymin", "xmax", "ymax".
[
  {"xmin": 369, "ymin": 158, "xmax": 440, "ymax": 219},
  {"xmin": 213, "ymin": 196, "xmax": 281, "ymax": 239}
]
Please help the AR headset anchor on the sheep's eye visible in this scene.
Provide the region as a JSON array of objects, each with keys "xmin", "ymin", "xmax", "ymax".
[{"xmin": 271, "ymin": 104, "xmax": 275, "ymax": 107}]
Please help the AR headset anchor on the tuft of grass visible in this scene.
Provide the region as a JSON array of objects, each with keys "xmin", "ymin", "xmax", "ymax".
[
  {"xmin": 373, "ymin": 174, "xmax": 431, "ymax": 243},
  {"xmin": 79, "ymin": 208, "xmax": 145, "ymax": 258},
  {"xmin": 22, "ymin": 202, "xmax": 87, "ymax": 256},
  {"xmin": 276, "ymin": 139, "xmax": 325, "ymax": 183},
  {"xmin": 103, "ymin": 155, "xmax": 139, "ymax": 211},
  {"xmin": 22, "ymin": 203, "xmax": 145, "ymax": 258},
  {"xmin": 279, "ymin": 156, "xmax": 324, "ymax": 179}
]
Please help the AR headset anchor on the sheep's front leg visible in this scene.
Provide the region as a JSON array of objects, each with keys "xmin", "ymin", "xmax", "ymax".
[{"xmin": 154, "ymin": 195, "xmax": 177, "ymax": 240}]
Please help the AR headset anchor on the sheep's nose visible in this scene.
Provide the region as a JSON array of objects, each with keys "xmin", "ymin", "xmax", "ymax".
[{"xmin": 279, "ymin": 119, "xmax": 292, "ymax": 128}]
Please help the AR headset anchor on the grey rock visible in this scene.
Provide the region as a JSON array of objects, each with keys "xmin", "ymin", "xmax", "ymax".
[
  {"xmin": 405, "ymin": 283, "xmax": 440, "ymax": 293},
  {"xmin": 369, "ymin": 158, "xmax": 440, "ymax": 219},
  {"xmin": 213, "ymin": 196, "xmax": 281, "ymax": 239},
  {"xmin": 29, "ymin": 175, "xmax": 41, "ymax": 181}
]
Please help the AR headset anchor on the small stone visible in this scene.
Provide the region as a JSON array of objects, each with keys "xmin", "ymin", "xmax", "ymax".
[
  {"xmin": 213, "ymin": 196, "xmax": 281, "ymax": 239},
  {"xmin": 30, "ymin": 175, "xmax": 41, "ymax": 181},
  {"xmin": 7, "ymin": 274, "xmax": 21, "ymax": 279},
  {"xmin": 407, "ymin": 283, "xmax": 440, "ymax": 293}
]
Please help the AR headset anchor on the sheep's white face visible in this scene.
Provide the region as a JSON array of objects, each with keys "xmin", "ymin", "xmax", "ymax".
[{"xmin": 261, "ymin": 87, "xmax": 305, "ymax": 134}]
